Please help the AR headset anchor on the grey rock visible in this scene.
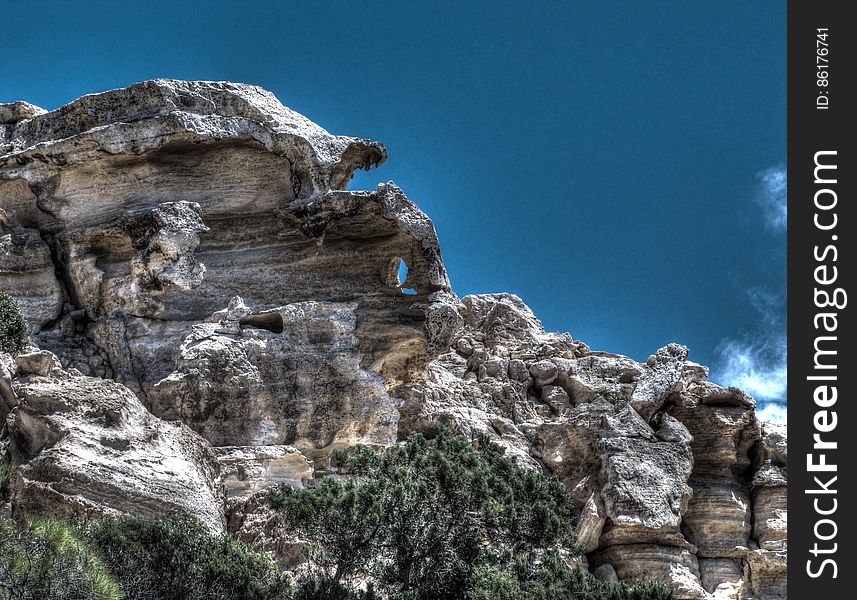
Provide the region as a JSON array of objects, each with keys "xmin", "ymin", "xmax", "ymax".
[
  {"xmin": 630, "ymin": 343, "xmax": 688, "ymax": 422},
  {"xmin": 0, "ymin": 224, "xmax": 63, "ymax": 331},
  {"xmin": 591, "ymin": 544, "xmax": 709, "ymax": 600},
  {"xmin": 672, "ymin": 383, "xmax": 759, "ymax": 559},
  {"xmin": 0, "ymin": 351, "xmax": 18, "ymax": 415},
  {"xmin": 656, "ymin": 413, "xmax": 693, "ymax": 445},
  {"xmin": 698, "ymin": 558, "xmax": 744, "ymax": 599},
  {"xmin": 1, "ymin": 80, "xmax": 449, "ymax": 404},
  {"xmin": 227, "ymin": 489, "xmax": 305, "ymax": 569},
  {"xmin": 592, "ymin": 563, "xmax": 618, "ymax": 583},
  {"xmin": 14, "ymin": 349, "xmax": 62, "ymax": 377},
  {"xmin": 576, "ymin": 492, "xmax": 606, "ymax": 553},
  {"xmin": 215, "ymin": 445, "xmax": 314, "ymax": 498},
  {"xmin": 745, "ymin": 550, "xmax": 786, "ymax": 600},
  {"xmin": 751, "ymin": 423, "xmax": 787, "ymax": 552},
  {"xmin": 0, "ymin": 101, "xmax": 47, "ymax": 124},
  {"xmin": 507, "ymin": 358, "xmax": 529, "ymax": 382},
  {"xmin": 540, "ymin": 384, "xmax": 571, "ymax": 414},
  {"xmin": 529, "ymin": 359, "xmax": 558, "ymax": 387},
  {"xmin": 4, "ymin": 358, "xmax": 224, "ymax": 532},
  {"xmin": 152, "ymin": 301, "xmax": 399, "ymax": 461}
]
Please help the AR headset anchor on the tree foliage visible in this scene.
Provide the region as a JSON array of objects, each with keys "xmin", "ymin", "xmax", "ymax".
[
  {"xmin": 0, "ymin": 293, "xmax": 28, "ymax": 356},
  {"xmin": 0, "ymin": 516, "xmax": 121, "ymax": 600},
  {"xmin": 88, "ymin": 514, "xmax": 291, "ymax": 600},
  {"xmin": 470, "ymin": 555, "xmax": 675, "ymax": 600},
  {"xmin": 271, "ymin": 428, "xmax": 673, "ymax": 600}
]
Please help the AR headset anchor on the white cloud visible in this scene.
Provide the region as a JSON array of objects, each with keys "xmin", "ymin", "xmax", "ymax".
[
  {"xmin": 756, "ymin": 402, "xmax": 787, "ymax": 424},
  {"xmin": 714, "ymin": 331, "xmax": 787, "ymax": 424},
  {"xmin": 716, "ymin": 335, "xmax": 787, "ymax": 401},
  {"xmin": 756, "ymin": 165, "xmax": 787, "ymax": 232},
  {"xmin": 712, "ymin": 163, "xmax": 787, "ymax": 420}
]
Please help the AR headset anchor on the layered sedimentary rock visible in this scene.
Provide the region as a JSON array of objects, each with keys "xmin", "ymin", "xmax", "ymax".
[{"xmin": 1, "ymin": 81, "xmax": 786, "ymax": 598}]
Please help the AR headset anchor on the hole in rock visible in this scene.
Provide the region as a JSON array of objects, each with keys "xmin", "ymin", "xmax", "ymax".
[
  {"xmin": 396, "ymin": 258, "xmax": 418, "ymax": 295},
  {"xmin": 397, "ymin": 258, "xmax": 408, "ymax": 285},
  {"xmin": 239, "ymin": 311, "xmax": 285, "ymax": 333}
]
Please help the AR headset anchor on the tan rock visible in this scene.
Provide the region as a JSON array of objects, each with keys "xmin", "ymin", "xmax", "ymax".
[
  {"xmin": 744, "ymin": 550, "xmax": 786, "ymax": 600},
  {"xmin": 698, "ymin": 558, "xmax": 744, "ymax": 599},
  {"xmin": 1, "ymin": 81, "xmax": 788, "ymax": 598},
  {"xmin": 592, "ymin": 544, "xmax": 709, "ymax": 600},
  {"xmin": 215, "ymin": 445, "xmax": 314, "ymax": 498},
  {"xmin": 576, "ymin": 492, "xmax": 606, "ymax": 553}
]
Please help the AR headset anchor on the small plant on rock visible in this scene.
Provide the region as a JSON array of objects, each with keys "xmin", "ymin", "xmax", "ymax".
[{"xmin": 0, "ymin": 292, "xmax": 28, "ymax": 356}]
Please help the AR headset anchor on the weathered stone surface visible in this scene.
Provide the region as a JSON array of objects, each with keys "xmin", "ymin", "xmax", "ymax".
[
  {"xmin": 529, "ymin": 359, "xmax": 558, "ymax": 387},
  {"xmin": 629, "ymin": 343, "xmax": 688, "ymax": 421},
  {"xmin": 671, "ymin": 384, "xmax": 759, "ymax": 558},
  {"xmin": 3, "ymin": 358, "xmax": 224, "ymax": 532},
  {"xmin": 745, "ymin": 550, "xmax": 786, "ymax": 600},
  {"xmin": 698, "ymin": 558, "xmax": 744, "ymax": 599},
  {"xmin": 0, "ymin": 219, "xmax": 63, "ymax": 331},
  {"xmin": 752, "ymin": 423, "xmax": 787, "ymax": 553},
  {"xmin": 591, "ymin": 544, "xmax": 709, "ymax": 600},
  {"xmin": 558, "ymin": 353, "xmax": 640, "ymax": 405},
  {"xmin": 0, "ymin": 101, "xmax": 47, "ymax": 125},
  {"xmin": 152, "ymin": 300, "xmax": 400, "ymax": 460},
  {"xmin": 227, "ymin": 489, "xmax": 304, "ymax": 569},
  {"xmin": 592, "ymin": 563, "xmax": 618, "ymax": 583},
  {"xmin": 215, "ymin": 445, "xmax": 313, "ymax": 498},
  {"xmin": 0, "ymin": 351, "xmax": 19, "ymax": 416},
  {"xmin": 1, "ymin": 81, "xmax": 448, "ymax": 405},
  {"xmin": 1, "ymin": 81, "xmax": 385, "ymax": 194},
  {"xmin": 576, "ymin": 492, "xmax": 606, "ymax": 553},
  {"xmin": 15, "ymin": 349, "xmax": 62, "ymax": 377}
]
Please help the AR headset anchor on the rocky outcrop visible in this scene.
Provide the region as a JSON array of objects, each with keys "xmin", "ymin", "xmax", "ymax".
[
  {"xmin": 1, "ymin": 349, "xmax": 224, "ymax": 532},
  {"xmin": 400, "ymin": 293, "xmax": 784, "ymax": 599},
  {"xmin": 1, "ymin": 81, "xmax": 786, "ymax": 598}
]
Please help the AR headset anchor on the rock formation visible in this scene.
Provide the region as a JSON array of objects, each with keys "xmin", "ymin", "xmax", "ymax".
[{"xmin": 1, "ymin": 80, "xmax": 786, "ymax": 599}]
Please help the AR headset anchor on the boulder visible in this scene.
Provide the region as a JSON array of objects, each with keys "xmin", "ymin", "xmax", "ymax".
[{"xmin": 3, "ymin": 360, "xmax": 225, "ymax": 532}]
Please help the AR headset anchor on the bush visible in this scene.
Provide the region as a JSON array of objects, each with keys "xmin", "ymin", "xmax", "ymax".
[
  {"xmin": 0, "ymin": 292, "xmax": 27, "ymax": 356},
  {"xmin": 0, "ymin": 516, "xmax": 121, "ymax": 600},
  {"xmin": 88, "ymin": 513, "xmax": 291, "ymax": 600},
  {"xmin": 271, "ymin": 428, "xmax": 673, "ymax": 600},
  {"xmin": 471, "ymin": 554, "xmax": 674, "ymax": 600}
]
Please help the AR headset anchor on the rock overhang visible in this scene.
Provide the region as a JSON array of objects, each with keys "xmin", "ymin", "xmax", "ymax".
[{"xmin": 1, "ymin": 79, "xmax": 386, "ymax": 197}]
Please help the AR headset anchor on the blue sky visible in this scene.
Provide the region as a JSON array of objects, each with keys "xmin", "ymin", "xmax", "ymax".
[{"xmin": 1, "ymin": 1, "xmax": 786, "ymax": 419}]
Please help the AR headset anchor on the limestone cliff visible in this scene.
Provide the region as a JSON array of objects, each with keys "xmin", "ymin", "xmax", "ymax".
[{"xmin": 0, "ymin": 81, "xmax": 786, "ymax": 599}]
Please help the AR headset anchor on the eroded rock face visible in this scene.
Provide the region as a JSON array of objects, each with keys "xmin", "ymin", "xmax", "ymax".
[
  {"xmin": 1, "ymin": 350, "xmax": 224, "ymax": 532},
  {"xmin": 1, "ymin": 82, "xmax": 786, "ymax": 598},
  {"xmin": 152, "ymin": 300, "xmax": 400, "ymax": 459},
  {"xmin": 215, "ymin": 445, "xmax": 313, "ymax": 498},
  {"xmin": 400, "ymin": 293, "xmax": 786, "ymax": 599},
  {"xmin": 1, "ymin": 80, "xmax": 443, "ymax": 404}
]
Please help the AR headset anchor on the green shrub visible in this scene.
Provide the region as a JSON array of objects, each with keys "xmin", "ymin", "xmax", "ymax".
[
  {"xmin": 0, "ymin": 516, "xmax": 121, "ymax": 600},
  {"xmin": 88, "ymin": 513, "xmax": 291, "ymax": 600},
  {"xmin": 291, "ymin": 577, "xmax": 379, "ymax": 600},
  {"xmin": 471, "ymin": 554, "xmax": 674, "ymax": 600},
  {"xmin": 0, "ymin": 292, "xmax": 27, "ymax": 356},
  {"xmin": 271, "ymin": 428, "xmax": 673, "ymax": 600}
]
